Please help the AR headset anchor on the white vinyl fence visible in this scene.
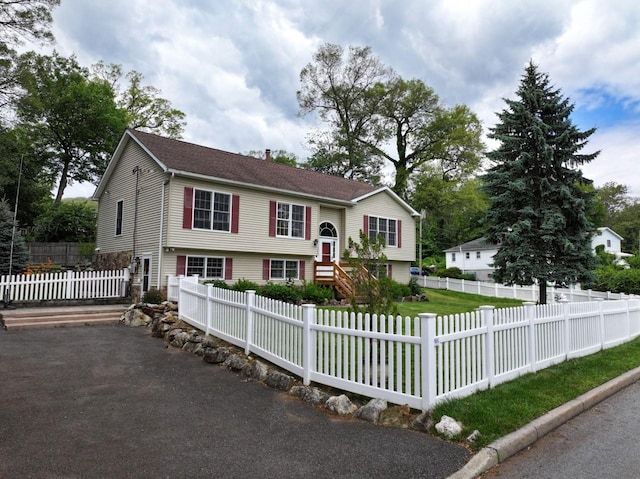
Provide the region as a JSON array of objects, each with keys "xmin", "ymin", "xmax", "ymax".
[
  {"xmin": 171, "ymin": 275, "xmax": 640, "ymax": 410},
  {"xmin": 0, "ymin": 269, "xmax": 130, "ymax": 302},
  {"xmin": 421, "ymin": 276, "xmax": 638, "ymax": 303}
]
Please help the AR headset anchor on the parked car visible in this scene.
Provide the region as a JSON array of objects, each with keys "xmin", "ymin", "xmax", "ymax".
[{"xmin": 410, "ymin": 266, "xmax": 420, "ymax": 275}]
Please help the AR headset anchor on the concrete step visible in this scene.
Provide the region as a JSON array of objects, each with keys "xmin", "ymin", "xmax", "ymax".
[{"xmin": 1, "ymin": 305, "xmax": 128, "ymax": 331}]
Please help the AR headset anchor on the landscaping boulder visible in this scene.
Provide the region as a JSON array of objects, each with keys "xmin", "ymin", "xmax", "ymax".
[
  {"xmin": 354, "ymin": 398, "xmax": 387, "ymax": 423},
  {"xmin": 202, "ymin": 347, "xmax": 230, "ymax": 364},
  {"xmin": 265, "ymin": 370, "xmax": 295, "ymax": 391},
  {"xmin": 242, "ymin": 360, "xmax": 268, "ymax": 381},
  {"xmin": 326, "ymin": 394, "xmax": 357, "ymax": 415},
  {"xmin": 435, "ymin": 415, "xmax": 462, "ymax": 438},
  {"xmin": 290, "ymin": 385, "xmax": 331, "ymax": 406}
]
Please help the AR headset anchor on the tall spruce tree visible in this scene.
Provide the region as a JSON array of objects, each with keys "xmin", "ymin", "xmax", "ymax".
[
  {"xmin": 0, "ymin": 198, "xmax": 29, "ymax": 276},
  {"xmin": 482, "ymin": 62, "xmax": 599, "ymax": 304}
]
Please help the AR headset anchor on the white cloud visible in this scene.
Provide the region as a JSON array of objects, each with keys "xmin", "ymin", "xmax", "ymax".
[{"xmin": 38, "ymin": 0, "xmax": 640, "ymax": 201}]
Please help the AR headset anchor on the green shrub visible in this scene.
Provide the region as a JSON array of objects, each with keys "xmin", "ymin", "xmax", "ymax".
[
  {"xmin": 260, "ymin": 282, "xmax": 303, "ymax": 303},
  {"xmin": 440, "ymin": 267, "xmax": 463, "ymax": 278},
  {"xmin": 142, "ymin": 288, "xmax": 164, "ymax": 304},
  {"xmin": 408, "ymin": 277, "xmax": 422, "ymax": 296},
  {"xmin": 382, "ymin": 277, "xmax": 412, "ymax": 299},
  {"xmin": 299, "ymin": 281, "xmax": 333, "ymax": 304},
  {"xmin": 203, "ymin": 279, "xmax": 229, "ymax": 289},
  {"xmin": 232, "ymin": 278, "xmax": 261, "ymax": 292}
]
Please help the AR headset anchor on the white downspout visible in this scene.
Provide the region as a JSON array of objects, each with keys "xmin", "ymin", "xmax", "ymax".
[{"xmin": 156, "ymin": 177, "xmax": 169, "ymax": 289}]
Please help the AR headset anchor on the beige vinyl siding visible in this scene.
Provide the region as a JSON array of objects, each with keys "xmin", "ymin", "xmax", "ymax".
[
  {"xmin": 95, "ymin": 140, "xmax": 167, "ymax": 289},
  {"xmin": 347, "ymin": 191, "xmax": 416, "ymax": 262},
  {"xmin": 162, "ymin": 250, "xmax": 314, "ymax": 286},
  {"xmin": 166, "ymin": 176, "xmax": 319, "ymax": 256}
]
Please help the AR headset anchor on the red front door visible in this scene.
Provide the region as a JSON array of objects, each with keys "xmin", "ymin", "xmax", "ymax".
[{"xmin": 322, "ymin": 242, "xmax": 331, "ymax": 262}]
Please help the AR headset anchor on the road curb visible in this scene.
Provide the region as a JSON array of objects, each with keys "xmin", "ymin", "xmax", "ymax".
[{"xmin": 447, "ymin": 366, "xmax": 640, "ymax": 479}]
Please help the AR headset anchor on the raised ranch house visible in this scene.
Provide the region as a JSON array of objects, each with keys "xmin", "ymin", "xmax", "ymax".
[
  {"xmin": 444, "ymin": 227, "xmax": 630, "ymax": 282},
  {"xmin": 93, "ymin": 129, "xmax": 418, "ymax": 299}
]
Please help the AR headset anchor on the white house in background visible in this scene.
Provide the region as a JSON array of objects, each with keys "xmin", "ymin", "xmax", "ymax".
[
  {"xmin": 444, "ymin": 227, "xmax": 631, "ymax": 282},
  {"xmin": 592, "ymin": 227, "xmax": 623, "ymax": 254},
  {"xmin": 443, "ymin": 237, "xmax": 497, "ymax": 281}
]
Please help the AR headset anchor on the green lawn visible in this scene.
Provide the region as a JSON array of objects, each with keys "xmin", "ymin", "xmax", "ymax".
[
  {"xmin": 433, "ymin": 336, "xmax": 640, "ymax": 449},
  {"xmin": 395, "ymin": 288, "xmax": 524, "ymax": 317}
]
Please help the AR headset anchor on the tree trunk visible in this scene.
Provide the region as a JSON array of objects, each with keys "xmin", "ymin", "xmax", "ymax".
[{"xmin": 539, "ymin": 280, "xmax": 547, "ymax": 305}]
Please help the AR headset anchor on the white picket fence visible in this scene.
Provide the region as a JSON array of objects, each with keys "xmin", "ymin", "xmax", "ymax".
[
  {"xmin": 0, "ymin": 269, "xmax": 130, "ymax": 302},
  {"xmin": 171, "ymin": 275, "xmax": 640, "ymax": 410},
  {"xmin": 421, "ymin": 276, "xmax": 638, "ymax": 302}
]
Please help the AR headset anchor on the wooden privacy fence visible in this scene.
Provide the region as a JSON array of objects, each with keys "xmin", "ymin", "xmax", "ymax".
[
  {"xmin": 421, "ymin": 276, "xmax": 638, "ymax": 303},
  {"xmin": 172, "ymin": 276, "xmax": 640, "ymax": 410},
  {"xmin": 27, "ymin": 242, "xmax": 94, "ymax": 266},
  {"xmin": 0, "ymin": 269, "xmax": 130, "ymax": 302}
]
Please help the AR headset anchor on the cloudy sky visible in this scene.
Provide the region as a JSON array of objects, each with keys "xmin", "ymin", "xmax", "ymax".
[{"xmin": 39, "ymin": 0, "xmax": 640, "ymax": 198}]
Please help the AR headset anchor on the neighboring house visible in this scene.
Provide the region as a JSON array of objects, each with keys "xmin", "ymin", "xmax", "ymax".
[
  {"xmin": 443, "ymin": 238, "xmax": 497, "ymax": 281},
  {"xmin": 93, "ymin": 129, "xmax": 419, "ymax": 297},
  {"xmin": 591, "ymin": 227, "xmax": 623, "ymax": 254},
  {"xmin": 444, "ymin": 227, "xmax": 630, "ymax": 282}
]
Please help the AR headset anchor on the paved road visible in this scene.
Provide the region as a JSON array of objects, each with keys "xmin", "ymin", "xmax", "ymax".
[
  {"xmin": 483, "ymin": 380, "xmax": 640, "ymax": 478},
  {"xmin": 0, "ymin": 326, "xmax": 469, "ymax": 478}
]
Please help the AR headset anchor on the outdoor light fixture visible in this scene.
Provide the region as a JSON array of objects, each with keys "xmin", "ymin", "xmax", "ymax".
[{"xmin": 313, "ymin": 239, "xmax": 318, "ymax": 247}]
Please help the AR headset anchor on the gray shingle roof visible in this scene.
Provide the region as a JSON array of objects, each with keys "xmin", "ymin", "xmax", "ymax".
[
  {"xmin": 129, "ymin": 129, "xmax": 378, "ymax": 202},
  {"xmin": 443, "ymin": 237, "xmax": 497, "ymax": 253}
]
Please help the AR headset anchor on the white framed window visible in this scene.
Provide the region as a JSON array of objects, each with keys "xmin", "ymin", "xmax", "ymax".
[
  {"xmin": 452, "ymin": 253, "xmax": 456, "ymax": 262},
  {"xmin": 193, "ymin": 189, "xmax": 231, "ymax": 232},
  {"xmin": 476, "ymin": 251, "xmax": 481, "ymax": 259},
  {"xmin": 465, "ymin": 252, "xmax": 470, "ymax": 260},
  {"xmin": 607, "ymin": 239, "xmax": 611, "ymax": 248},
  {"xmin": 368, "ymin": 216, "xmax": 397, "ymax": 246},
  {"xmin": 115, "ymin": 200, "xmax": 123, "ymax": 236},
  {"xmin": 277, "ymin": 202, "xmax": 305, "ymax": 238},
  {"xmin": 186, "ymin": 256, "xmax": 225, "ymax": 278},
  {"xmin": 270, "ymin": 259, "xmax": 299, "ymax": 280}
]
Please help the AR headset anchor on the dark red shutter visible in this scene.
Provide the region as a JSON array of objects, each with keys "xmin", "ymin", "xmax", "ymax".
[
  {"xmin": 262, "ymin": 259, "xmax": 270, "ymax": 280},
  {"xmin": 231, "ymin": 195, "xmax": 240, "ymax": 233},
  {"xmin": 176, "ymin": 255, "xmax": 186, "ymax": 275},
  {"xmin": 397, "ymin": 220, "xmax": 402, "ymax": 248},
  {"xmin": 363, "ymin": 215, "xmax": 369, "ymax": 236},
  {"xmin": 305, "ymin": 206, "xmax": 312, "ymax": 240},
  {"xmin": 183, "ymin": 187, "xmax": 193, "ymax": 229},
  {"xmin": 269, "ymin": 201, "xmax": 276, "ymax": 237},
  {"xmin": 299, "ymin": 260, "xmax": 305, "ymax": 280},
  {"xmin": 224, "ymin": 258, "xmax": 233, "ymax": 280},
  {"xmin": 387, "ymin": 263, "xmax": 392, "ymax": 279}
]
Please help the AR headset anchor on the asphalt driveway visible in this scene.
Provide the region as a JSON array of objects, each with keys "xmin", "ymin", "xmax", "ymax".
[{"xmin": 0, "ymin": 325, "xmax": 469, "ymax": 478}]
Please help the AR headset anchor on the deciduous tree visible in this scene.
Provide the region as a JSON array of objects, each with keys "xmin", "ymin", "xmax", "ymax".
[
  {"xmin": 15, "ymin": 52, "xmax": 128, "ymax": 204},
  {"xmin": 482, "ymin": 61, "xmax": 598, "ymax": 304}
]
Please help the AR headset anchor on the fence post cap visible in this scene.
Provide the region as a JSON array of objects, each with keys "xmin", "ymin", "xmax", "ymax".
[
  {"xmin": 479, "ymin": 305, "xmax": 496, "ymax": 310},
  {"xmin": 418, "ymin": 312, "xmax": 437, "ymax": 319}
]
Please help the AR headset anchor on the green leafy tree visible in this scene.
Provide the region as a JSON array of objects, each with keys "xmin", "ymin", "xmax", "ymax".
[
  {"xmin": 608, "ymin": 201, "xmax": 640, "ymax": 254},
  {"xmin": 482, "ymin": 62, "xmax": 598, "ymax": 304},
  {"xmin": 0, "ymin": 197, "xmax": 29, "ymax": 275},
  {"xmin": 32, "ymin": 199, "xmax": 97, "ymax": 242},
  {"xmin": 412, "ymin": 172, "xmax": 488, "ymax": 257},
  {"xmin": 297, "ymin": 43, "xmax": 484, "ymax": 197},
  {"xmin": 342, "ymin": 230, "xmax": 396, "ymax": 315},
  {"xmin": 369, "ymin": 78, "xmax": 484, "ymax": 197},
  {"xmin": 15, "ymin": 52, "xmax": 128, "ymax": 204},
  {"xmin": 0, "ymin": 0, "xmax": 59, "ymax": 111},
  {"xmin": 0, "ymin": 126, "xmax": 52, "ymax": 229},
  {"xmin": 92, "ymin": 62, "xmax": 186, "ymax": 138},
  {"xmin": 297, "ymin": 43, "xmax": 391, "ymax": 182}
]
